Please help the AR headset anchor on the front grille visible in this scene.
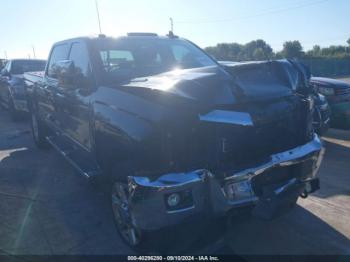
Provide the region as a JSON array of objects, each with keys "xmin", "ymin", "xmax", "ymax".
[
  {"xmin": 212, "ymin": 116, "xmax": 305, "ymax": 170},
  {"xmin": 208, "ymin": 98, "xmax": 312, "ymax": 173},
  {"xmin": 158, "ymin": 97, "xmax": 312, "ymax": 175}
]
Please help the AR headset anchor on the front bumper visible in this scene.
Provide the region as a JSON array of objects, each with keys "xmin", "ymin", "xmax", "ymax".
[{"xmin": 128, "ymin": 135, "xmax": 324, "ymax": 230}]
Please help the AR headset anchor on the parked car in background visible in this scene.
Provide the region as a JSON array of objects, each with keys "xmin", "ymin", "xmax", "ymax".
[
  {"xmin": 310, "ymin": 77, "xmax": 350, "ymax": 129},
  {"xmin": 26, "ymin": 34, "xmax": 323, "ymax": 249},
  {"xmin": 0, "ymin": 59, "xmax": 7, "ymax": 71},
  {"xmin": 0, "ymin": 59, "xmax": 46, "ymax": 119}
]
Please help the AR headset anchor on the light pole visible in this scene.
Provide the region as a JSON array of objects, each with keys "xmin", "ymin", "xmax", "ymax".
[
  {"xmin": 95, "ymin": 0, "xmax": 102, "ymax": 34},
  {"xmin": 170, "ymin": 17, "xmax": 174, "ymax": 33},
  {"xmin": 32, "ymin": 46, "xmax": 36, "ymax": 58}
]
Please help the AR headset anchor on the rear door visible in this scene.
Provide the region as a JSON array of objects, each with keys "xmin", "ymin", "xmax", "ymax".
[
  {"xmin": 55, "ymin": 41, "xmax": 93, "ymax": 151},
  {"xmin": 37, "ymin": 44, "xmax": 70, "ymax": 130}
]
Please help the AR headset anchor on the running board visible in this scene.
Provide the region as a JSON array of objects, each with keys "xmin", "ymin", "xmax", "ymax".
[{"xmin": 46, "ymin": 135, "xmax": 101, "ymax": 179}]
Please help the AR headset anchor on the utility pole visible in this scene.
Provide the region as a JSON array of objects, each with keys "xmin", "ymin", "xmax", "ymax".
[
  {"xmin": 170, "ymin": 17, "xmax": 174, "ymax": 33},
  {"xmin": 95, "ymin": 0, "xmax": 102, "ymax": 34},
  {"xmin": 32, "ymin": 46, "xmax": 36, "ymax": 58},
  {"xmin": 4, "ymin": 51, "xmax": 8, "ymax": 59}
]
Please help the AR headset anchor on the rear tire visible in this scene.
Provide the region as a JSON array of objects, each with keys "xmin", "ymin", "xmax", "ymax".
[{"xmin": 31, "ymin": 111, "xmax": 50, "ymax": 149}]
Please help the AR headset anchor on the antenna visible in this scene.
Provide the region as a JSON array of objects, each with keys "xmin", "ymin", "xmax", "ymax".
[
  {"xmin": 32, "ymin": 45, "xmax": 36, "ymax": 58},
  {"xmin": 169, "ymin": 17, "xmax": 174, "ymax": 33},
  {"xmin": 95, "ymin": 0, "xmax": 102, "ymax": 34}
]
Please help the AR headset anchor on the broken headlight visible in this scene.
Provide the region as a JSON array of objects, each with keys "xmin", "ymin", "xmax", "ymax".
[{"xmin": 223, "ymin": 180, "xmax": 255, "ymax": 202}]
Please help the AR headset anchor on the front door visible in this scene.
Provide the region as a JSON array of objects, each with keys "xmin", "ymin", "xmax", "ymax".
[
  {"xmin": 39, "ymin": 43, "xmax": 70, "ymax": 131},
  {"xmin": 55, "ymin": 41, "xmax": 93, "ymax": 152}
]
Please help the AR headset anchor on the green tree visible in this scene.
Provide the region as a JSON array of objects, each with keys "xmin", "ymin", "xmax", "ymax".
[
  {"xmin": 205, "ymin": 43, "xmax": 243, "ymax": 61},
  {"xmin": 320, "ymin": 45, "xmax": 348, "ymax": 57},
  {"xmin": 242, "ymin": 39, "xmax": 273, "ymax": 60},
  {"xmin": 280, "ymin": 40, "xmax": 304, "ymax": 59},
  {"xmin": 205, "ymin": 39, "xmax": 274, "ymax": 61}
]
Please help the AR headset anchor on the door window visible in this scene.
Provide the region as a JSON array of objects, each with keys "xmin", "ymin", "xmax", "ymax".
[
  {"xmin": 47, "ymin": 44, "xmax": 69, "ymax": 78},
  {"xmin": 69, "ymin": 42, "xmax": 90, "ymax": 78},
  {"xmin": 68, "ymin": 42, "xmax": 91, "ymax": 88}
]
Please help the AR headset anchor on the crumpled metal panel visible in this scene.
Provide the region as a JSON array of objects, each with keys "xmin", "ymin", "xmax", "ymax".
[
  {"xmin": 199, "ymin": 110, "xmax": 253, "ymax": 126},
  {"xmin": 128, "ymin": 135, "xmax": 324, "ymax": 230}
]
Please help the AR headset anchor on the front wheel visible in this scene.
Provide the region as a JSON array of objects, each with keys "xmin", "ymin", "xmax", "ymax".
[
  {"xmin": 31, "ymin": 112, "xmax": 50, "ymax": 149},
  {"xmin": 111, "ymin": 181, "xmax": 144, "ymax": 247}
]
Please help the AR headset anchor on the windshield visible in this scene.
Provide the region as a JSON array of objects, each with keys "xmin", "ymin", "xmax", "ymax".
[
  {"xmin": 93, "ymin": 37, "xmax": 216, "ymax": 81},
  {"xmin": 11, "ymin": 60, "xmax": 46, "ymax": 75}
]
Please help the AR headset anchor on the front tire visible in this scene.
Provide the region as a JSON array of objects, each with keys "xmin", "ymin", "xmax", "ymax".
[
  {"xmin": 111, "ymin": 181, "xmax": 144, "ymax": 247},
  {"xmin": 31, "ymin": 111, "xmax": 50, "ymax": 149}
]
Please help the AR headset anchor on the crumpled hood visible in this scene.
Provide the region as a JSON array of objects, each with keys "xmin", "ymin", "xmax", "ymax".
[
  {"xmin": 114, "ymin": 60, "xmax": 310, "ymax": 109},
  {"xmin": 121, "ymin": 66, "xmax": 239, "ymax": 106}
]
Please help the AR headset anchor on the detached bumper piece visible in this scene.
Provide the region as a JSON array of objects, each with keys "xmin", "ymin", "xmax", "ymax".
[
  {"xmin": 252, "ymin": 177, "xmax": 319, "ymax": 220},
  {"xmin": 128, "ymin": 135, "xmax": 324, "ymax": 230}
]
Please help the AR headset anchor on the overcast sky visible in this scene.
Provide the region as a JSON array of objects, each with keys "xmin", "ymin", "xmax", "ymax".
[{"xmin": 0, "ymin": 0, "xmax": 349, "ymax": 59}]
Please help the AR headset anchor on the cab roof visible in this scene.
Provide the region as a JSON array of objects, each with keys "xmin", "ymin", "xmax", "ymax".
[{"xmin": 54, "ymin": 32, "xmax": 181, "ymax": 46}]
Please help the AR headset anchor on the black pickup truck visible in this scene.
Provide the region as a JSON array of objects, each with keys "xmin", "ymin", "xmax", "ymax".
[
  {"xmin": 0, "ymin": 59, "xmax": 46, "ymax": 119},
  {"xmin": 25, "ymin": 33, "xmax": 324, "ymax": 248}
]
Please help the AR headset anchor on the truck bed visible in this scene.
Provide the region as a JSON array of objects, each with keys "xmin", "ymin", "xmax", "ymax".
[{"xmin": 24, "ymin": 71, "xmax": 45, "ymax": 84}]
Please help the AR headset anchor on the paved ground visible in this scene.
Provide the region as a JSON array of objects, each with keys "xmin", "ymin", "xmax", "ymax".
[{"xmin": 0, "ymin": 109, "xmax": 349, "ymax": 256}]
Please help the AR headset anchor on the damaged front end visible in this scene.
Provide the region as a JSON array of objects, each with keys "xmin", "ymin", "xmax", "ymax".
[
  {"xmin": 128, "ymin": 134, "xmax": 323, "ymax": 230},
  {"xmin": 123, "ymin": 60, "xmax": 324, "ymax": 230}
]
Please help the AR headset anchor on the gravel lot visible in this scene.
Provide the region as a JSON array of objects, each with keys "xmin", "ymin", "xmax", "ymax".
[{"xmin": 0, "ymin": 109, "xmax": 349, "ymax": 256}]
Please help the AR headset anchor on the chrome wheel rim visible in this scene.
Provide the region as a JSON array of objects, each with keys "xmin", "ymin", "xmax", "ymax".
[
  {"xmin": 31, "ymin": 114, "xmax": 39, "ymax": 141},
  {"xmin": 111, "ymin": 182, "xmax": 141, "ymax": 246}
]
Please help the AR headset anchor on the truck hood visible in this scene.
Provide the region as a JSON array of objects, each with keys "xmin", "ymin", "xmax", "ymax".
[
  {"xmin": 121, "ymin": 66, "xmax": 240, "ymax": 107},
  {"xmin": 117, "ymin": 60, "xmax": 309, "ymax": 107},
  {"xmin": 220, "ymin": 59, "xmax": 308, "ymax": 99}
]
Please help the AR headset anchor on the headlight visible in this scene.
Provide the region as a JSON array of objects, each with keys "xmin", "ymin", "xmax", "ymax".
[
  {"xmin": 318, "ymin": 87, "xmax": 334, "ymax": 96},
  {"xmin": 224, "ymin": 180, "xmax": 254, "ymax": 201}
]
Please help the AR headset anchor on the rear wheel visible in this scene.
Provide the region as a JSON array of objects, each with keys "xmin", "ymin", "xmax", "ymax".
[{"xmin": 31, "ymin": 111, "xmax": 50, "ymax": 149}]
